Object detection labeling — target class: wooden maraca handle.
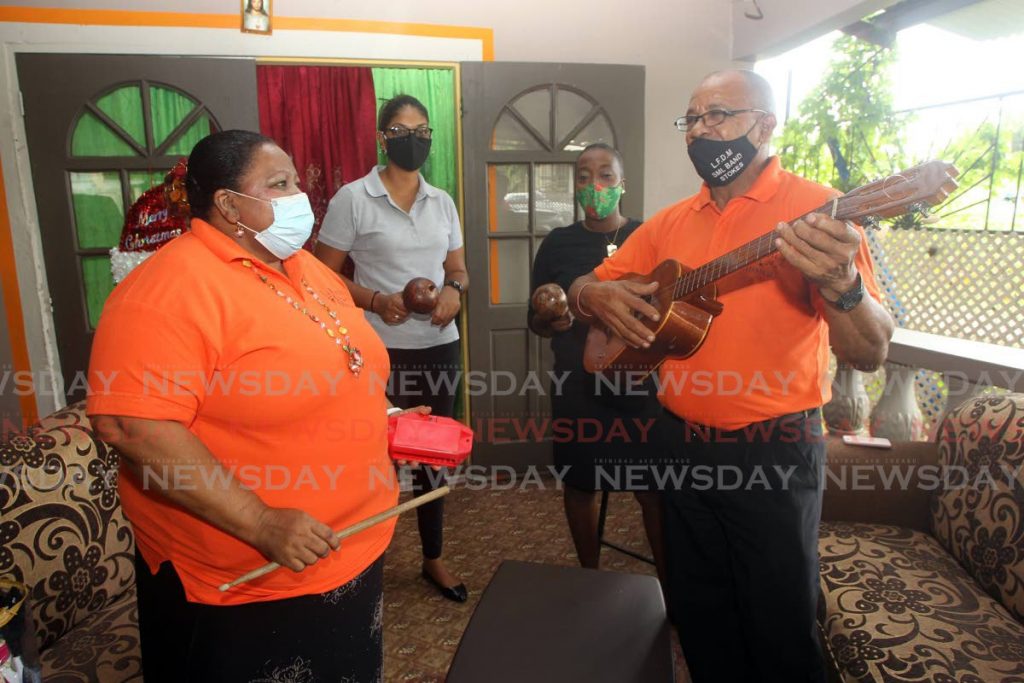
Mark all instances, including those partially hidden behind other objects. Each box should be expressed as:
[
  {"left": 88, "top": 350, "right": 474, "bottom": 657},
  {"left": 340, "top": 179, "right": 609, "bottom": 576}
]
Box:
[
  {"left": 403, "top": 277, "right": 440, "bottom": 314},
  {"left": 219, "top": 486, "right": 451, "bottom": 592}
]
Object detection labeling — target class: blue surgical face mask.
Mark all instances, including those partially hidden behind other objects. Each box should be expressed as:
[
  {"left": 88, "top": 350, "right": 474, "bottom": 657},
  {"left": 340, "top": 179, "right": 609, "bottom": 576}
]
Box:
[{"left": 228, "top": 190, "right": 315, "bottom": 260}]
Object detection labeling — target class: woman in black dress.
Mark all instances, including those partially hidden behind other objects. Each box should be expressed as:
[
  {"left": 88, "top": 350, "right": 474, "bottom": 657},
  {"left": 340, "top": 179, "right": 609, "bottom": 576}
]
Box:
[{"left": 528, "top": 143, "right": 666, "bottom": 582}]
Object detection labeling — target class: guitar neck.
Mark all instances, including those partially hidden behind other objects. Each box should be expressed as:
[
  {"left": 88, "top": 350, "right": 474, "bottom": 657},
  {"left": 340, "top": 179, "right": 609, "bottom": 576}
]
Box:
[{"left": 672, "top": 198, "right": 834, "bottom": 299}]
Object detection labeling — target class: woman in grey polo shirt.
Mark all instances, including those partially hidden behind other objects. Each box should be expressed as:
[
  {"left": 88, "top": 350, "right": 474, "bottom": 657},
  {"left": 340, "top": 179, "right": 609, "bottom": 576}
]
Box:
[{"left": 315, "top": 95, "right": 469, "bottom": 602}]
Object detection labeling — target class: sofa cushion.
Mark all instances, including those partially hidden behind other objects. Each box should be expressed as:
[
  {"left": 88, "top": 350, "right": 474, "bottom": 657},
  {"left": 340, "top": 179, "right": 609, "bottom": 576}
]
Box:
[
  {"left": 40, "top": 585, "right": 141, "bottom": 682},
  {"left": 0, "top": 402, "right": 135, "bottom": 650},
  {"left": 933, "top": 394, "right": 1024, "bottom": 621},
  {"left": 819, "top": 521, "right": 1024, "bottom": 683}
]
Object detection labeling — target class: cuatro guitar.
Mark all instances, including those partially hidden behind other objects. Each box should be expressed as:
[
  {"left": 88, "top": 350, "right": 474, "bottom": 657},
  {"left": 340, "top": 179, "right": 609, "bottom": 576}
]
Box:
[{"left": 582, "top": 160, "right": 960, "bottom": 375}]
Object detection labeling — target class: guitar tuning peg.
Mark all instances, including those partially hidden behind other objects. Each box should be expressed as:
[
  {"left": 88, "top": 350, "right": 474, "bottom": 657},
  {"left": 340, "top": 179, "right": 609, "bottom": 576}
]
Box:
[{"left": 910, "top": 203, "right": 940, "bottom": 225}]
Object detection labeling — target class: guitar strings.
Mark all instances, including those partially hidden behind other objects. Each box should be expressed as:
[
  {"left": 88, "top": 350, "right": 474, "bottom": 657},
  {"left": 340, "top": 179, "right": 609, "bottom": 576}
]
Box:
[
  {"left": 635, "top": 163, "right": 952, "bottom": 303},
  {"left": 651, "top": 204, "right": 846, "bottom": 300}
]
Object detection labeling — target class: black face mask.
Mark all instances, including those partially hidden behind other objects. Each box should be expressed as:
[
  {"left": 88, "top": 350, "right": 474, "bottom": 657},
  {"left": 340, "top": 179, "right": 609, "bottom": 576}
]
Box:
[
  {"left": 385, "top": 135, "right": 432, "bottom": 172},
  {"left": 687, "top": 121, "right": 761, "bottom": 187}
]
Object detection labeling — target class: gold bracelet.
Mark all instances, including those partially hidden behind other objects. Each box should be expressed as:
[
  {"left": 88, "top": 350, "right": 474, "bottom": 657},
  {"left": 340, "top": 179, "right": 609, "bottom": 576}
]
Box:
[{"left": 575, "top": 282, "right": 595, "bottom": 318}]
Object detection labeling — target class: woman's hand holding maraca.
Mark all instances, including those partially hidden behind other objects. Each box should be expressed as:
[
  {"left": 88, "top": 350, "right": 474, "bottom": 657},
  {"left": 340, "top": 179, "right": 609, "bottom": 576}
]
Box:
[
  {"left": 400, "top": 277, "right": 459, "bottom": 326},
  {"left": 373, "top": 291, "right": 410, "bottom": 325}
]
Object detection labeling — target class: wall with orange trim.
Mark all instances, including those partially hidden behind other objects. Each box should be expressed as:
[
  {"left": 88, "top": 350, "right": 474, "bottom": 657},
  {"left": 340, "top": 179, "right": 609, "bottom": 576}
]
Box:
[
  {"left": 0, "top": 1, "right": 739, "bottom": 422},
  {"left": 0, "top": 0, "right": 739, "bottom": 227},
  {"left": 0, "top": 4, "right": 494, "bottom": 423},
  {"left": 0, "top": 266, "right": 23, "bottom": 430}
]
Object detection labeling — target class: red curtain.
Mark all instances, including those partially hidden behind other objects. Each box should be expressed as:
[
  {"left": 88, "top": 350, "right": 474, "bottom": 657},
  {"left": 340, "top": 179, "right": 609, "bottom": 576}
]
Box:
[{"left": 256, "top": 65, "right": 378, "bottom": 244}]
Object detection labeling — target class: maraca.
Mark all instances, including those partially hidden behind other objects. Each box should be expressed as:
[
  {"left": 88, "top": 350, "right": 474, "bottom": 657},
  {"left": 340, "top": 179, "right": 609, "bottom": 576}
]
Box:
[
  {"left": 531, "top": 283, "right": 569, "bottom": 321},
  {"left": 403, "top": 277, "right": 440, "bottom": 314}
]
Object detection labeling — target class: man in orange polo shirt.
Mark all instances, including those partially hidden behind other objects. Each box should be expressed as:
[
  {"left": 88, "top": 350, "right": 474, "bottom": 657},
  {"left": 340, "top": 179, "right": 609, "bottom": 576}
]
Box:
[{"left": 568, "top": 70, "right": 893, "bottom": 682}]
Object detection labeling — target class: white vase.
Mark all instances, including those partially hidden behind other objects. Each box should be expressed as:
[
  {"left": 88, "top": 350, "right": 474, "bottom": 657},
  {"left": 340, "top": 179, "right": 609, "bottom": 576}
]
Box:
[
  {"left": 870, "top": 365, "right": 925, "bottom": 441},
  {"left": 823, "top": 364, "right": 870, "bottom": 435}
]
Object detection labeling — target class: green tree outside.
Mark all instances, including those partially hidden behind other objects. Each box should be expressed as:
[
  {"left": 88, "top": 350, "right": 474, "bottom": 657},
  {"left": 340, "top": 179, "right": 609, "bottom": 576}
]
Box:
[{"left": 775, "top": 33, "right": 1024, "bottom": 230}]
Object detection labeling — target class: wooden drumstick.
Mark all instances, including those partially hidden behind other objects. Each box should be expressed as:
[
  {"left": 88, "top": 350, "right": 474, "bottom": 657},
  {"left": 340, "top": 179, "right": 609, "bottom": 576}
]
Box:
[{"left": 219, "top": 485, "right": 451, "bottom": 592}]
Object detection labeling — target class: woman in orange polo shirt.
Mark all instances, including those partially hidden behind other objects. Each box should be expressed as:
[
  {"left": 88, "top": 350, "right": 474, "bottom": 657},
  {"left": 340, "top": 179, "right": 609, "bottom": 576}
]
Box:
[{"left": 87, "top": 130, "right": 410, "bottom": 682}]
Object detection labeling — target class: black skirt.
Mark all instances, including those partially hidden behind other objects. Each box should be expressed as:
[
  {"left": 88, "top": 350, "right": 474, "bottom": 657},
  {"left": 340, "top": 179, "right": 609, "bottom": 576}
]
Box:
[
  {"left": 551, "top": 370, "right": 673, "bottom": 492},
  {"left": 134, "top": 551, "right": 385, "bottom": 683}
]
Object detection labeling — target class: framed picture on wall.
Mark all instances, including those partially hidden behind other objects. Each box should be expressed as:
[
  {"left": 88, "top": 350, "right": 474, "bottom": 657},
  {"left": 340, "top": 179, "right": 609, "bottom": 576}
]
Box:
[{"left": 241, "top": 0, "right": 272, "bottom": 35}]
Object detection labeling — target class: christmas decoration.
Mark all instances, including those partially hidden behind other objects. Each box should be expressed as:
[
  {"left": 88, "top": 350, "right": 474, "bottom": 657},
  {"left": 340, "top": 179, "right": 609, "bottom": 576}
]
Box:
[{"left": 109, "top": 159, "right": 190, "bottom": 283}]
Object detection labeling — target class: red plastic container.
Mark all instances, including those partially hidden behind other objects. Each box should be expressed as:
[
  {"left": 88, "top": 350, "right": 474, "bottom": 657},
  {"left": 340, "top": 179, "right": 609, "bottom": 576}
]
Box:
[{"left": 388, "top": 413, "right": 474, "bottom": 467}]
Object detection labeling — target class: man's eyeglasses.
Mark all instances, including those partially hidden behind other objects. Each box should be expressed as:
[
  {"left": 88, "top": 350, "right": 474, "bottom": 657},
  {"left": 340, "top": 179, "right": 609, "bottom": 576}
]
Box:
[
  {"left": 674, "top": 108, "right": 767, "bottom": 132},
  {"left": 384, "top": 125, "right": 433, "bottom": 140}
]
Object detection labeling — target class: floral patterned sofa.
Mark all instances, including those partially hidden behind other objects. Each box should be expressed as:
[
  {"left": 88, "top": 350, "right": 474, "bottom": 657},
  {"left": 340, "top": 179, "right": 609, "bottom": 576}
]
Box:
[
  {"left": 0, "top": 402, "right": 141, "bottom": 682},
  {"left": 818, "top": 393, "right": 1024, "bottom": 682}
]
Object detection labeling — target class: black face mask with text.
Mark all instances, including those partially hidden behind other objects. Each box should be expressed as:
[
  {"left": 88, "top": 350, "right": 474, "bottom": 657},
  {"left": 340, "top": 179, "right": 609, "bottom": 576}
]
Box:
[
  {"left": 385, "top": 135, "right": 432, "bottom": 172},
  {"left": 686, "top": 121, "right": 761, "bottom": 187}
]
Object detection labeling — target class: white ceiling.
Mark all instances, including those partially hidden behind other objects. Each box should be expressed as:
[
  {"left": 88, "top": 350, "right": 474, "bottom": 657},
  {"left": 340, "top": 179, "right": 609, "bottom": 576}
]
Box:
[{"left": 929, "top": 0, "right": 1024, "bottom": 40}]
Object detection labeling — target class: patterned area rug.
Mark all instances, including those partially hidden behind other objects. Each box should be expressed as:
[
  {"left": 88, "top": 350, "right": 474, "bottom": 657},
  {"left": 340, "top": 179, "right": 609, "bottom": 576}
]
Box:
[{"left": 381, "top": 481, "right": 690, "bottom": 682}]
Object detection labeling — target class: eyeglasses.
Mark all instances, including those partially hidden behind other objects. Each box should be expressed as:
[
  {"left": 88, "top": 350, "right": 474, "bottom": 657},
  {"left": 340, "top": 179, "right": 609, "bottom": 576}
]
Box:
[
  {"left": 383, "top": 125, "right": 433, "bottom": 140},
  {"left": 674, "top": 108, "right": 767, "bottom": 132}
]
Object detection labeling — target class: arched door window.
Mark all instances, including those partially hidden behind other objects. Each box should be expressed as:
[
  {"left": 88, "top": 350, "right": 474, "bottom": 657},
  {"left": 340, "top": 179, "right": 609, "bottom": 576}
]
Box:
[
  {"left": 491, "top": 84, "right": 615, "bottom": 152},
  {"left": 68, "top": 81, "right": 219, "bottom": 327},
  {"left": 487, "top": 84, "right": 616, "bottom": 305}
]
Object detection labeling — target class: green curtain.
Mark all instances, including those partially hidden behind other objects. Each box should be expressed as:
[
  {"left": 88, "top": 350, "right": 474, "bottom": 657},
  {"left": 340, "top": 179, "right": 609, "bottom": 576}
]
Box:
[
  {"left": 72, "top": 112, "right": 138, "bottom": 157},
  {"left": 73, "top": 83, "right": 202, "bottom": 157},
  {"left": 82, "top": 256, "right": 115, "bottom": 328},
  {"left": 371, "top": 67, "right": 458, "bottom": 200},
  {"left": 150, "top": 85, "right": 201, "bottom": 149},
  {"left": 69, "top": 82, "right": 198, "bottom": 329},
  {"left": 371, "top": 67, "right": 465, "bottom": 419},
  {"left": 95, "top": 85, "right": 145, "bottom": 148}
]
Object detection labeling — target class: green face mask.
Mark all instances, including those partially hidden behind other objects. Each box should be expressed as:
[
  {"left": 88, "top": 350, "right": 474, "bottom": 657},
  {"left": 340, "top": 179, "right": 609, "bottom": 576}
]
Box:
[{"left": 576, "top": 182, "right": 624, "bottom": 220}]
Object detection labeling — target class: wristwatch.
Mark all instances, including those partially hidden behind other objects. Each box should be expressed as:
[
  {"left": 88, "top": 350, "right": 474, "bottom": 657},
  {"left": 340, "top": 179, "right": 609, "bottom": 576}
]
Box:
[
  {"left": 444, "top": 279, "right": 464, "bottom": 295},
  {"left": 825, "top": 273, "right": 864, "bottom": 312}
]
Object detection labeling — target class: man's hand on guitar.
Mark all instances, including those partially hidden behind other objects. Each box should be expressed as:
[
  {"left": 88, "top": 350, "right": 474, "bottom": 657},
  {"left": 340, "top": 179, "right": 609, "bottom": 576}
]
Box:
[
  {"left": 774, "top": 212, "right": 860, "bottom": 298},
  {"left": 580, "top": 280, "right": 660, "bottom": 349}
]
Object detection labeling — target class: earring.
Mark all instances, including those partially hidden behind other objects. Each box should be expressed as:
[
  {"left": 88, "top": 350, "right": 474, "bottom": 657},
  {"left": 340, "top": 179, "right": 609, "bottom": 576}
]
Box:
[{"left": 234, "top": 223, "right": 245, "bottom": 238}]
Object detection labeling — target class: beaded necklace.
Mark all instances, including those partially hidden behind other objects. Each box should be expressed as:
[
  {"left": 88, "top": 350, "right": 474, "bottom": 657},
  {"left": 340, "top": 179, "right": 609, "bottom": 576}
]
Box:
[{"left": 241, "top": 259, "right": 364, "bottom": 376}]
